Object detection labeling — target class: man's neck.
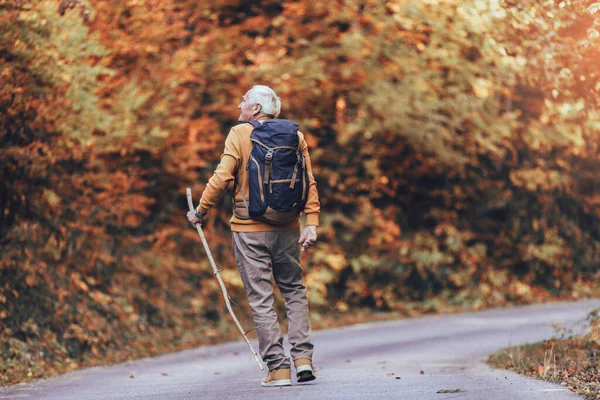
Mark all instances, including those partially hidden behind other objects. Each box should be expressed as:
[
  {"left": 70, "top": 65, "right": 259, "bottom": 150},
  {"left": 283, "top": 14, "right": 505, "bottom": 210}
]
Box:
[{"left": 254, "top": 113, "right": 272, "bottom": 122}]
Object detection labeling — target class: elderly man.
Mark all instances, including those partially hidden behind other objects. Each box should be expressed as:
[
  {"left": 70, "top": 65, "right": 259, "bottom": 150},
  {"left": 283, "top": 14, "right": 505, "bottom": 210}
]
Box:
[{"left": 186, "top": 85, "right": 320, "bottom": 387}]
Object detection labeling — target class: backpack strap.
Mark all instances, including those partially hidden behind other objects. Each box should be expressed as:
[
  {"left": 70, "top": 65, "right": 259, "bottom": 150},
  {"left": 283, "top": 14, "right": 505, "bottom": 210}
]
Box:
[
  {"left": 246, "top": 120, "right": 261, "bottom": 129},
  {"left": 290, "top": 153, "right": 300, "bottom": 190},
  {"left": 240, "top": 185, "right": 250, "bottom": 212},
  {"left": 290, "top": 133, "right": 303, "bottom": 190},
  {"left": 231, "top": 170, "right": 251, "bottom": 217}
]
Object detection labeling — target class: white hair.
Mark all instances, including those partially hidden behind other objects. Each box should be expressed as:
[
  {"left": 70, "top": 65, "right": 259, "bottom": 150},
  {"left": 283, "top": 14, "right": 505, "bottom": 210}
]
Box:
[{"left": 246, "top": 85, "right": 281, "bottom": 117}]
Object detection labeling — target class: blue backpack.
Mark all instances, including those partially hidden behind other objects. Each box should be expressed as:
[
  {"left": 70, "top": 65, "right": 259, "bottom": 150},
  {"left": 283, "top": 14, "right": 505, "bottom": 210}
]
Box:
[{"left": 234, "top": 120, "right": 309, "bottom": 225}]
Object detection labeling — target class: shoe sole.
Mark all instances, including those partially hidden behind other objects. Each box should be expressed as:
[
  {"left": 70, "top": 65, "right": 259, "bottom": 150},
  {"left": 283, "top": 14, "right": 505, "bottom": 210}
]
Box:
[
  {"left": 261, "top": 379, "right": 292, "bottom": 387},
  {"left": 297, "top": 370, "right": 316, "bottom": 383}
]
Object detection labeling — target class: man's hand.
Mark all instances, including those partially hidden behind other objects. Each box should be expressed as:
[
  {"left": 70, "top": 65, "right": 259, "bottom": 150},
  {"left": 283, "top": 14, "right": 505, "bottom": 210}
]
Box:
[
  {"left": 299, "top": 225, "right": 317, "bottom": 252},
  {"left": 186, "top": 210, "right": 204, "bottom": 226}
]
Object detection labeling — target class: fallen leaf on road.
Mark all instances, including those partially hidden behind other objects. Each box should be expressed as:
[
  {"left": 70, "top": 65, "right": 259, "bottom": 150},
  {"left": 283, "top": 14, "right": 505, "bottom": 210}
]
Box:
[{"left": 437, "top": 389, "right": 466, "bottom": 393}]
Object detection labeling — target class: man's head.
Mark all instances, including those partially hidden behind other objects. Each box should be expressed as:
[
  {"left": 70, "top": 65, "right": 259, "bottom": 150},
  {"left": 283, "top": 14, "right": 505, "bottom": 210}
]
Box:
[{"left": 238, "top": 85, "right": 281, "bottom": 121}]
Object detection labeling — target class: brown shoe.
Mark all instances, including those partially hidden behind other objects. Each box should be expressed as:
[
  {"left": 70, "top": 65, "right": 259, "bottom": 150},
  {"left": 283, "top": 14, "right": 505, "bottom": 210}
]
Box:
[
  {"left": 261, "top": 368, "right": 292, "bottom": 387},
  {"left": 294, "top": 358, "right": 316, "bottom": 382}
]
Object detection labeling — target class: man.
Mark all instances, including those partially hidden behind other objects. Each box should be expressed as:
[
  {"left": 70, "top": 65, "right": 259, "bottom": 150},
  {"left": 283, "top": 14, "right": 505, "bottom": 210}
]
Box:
[{"left": 186, "top": 85, "right": 320, "bottom": 387}]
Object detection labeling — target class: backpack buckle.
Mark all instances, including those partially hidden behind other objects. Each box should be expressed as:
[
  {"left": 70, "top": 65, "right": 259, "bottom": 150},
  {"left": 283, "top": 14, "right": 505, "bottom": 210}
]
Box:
[{"left": 265, "top": 150, "right": 274, "bottom": 164}]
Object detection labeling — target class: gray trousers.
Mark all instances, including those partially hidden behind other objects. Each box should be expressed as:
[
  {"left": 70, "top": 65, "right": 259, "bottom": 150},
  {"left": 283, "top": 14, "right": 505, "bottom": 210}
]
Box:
[{"left": 232, "top": 229, "right": 314, "bottom": 370}]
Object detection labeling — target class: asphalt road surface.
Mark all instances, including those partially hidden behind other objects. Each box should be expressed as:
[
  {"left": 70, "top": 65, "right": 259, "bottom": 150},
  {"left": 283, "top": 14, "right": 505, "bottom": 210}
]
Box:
[{"left": 2, "top": 299, "right": 599, "bottom": 400}]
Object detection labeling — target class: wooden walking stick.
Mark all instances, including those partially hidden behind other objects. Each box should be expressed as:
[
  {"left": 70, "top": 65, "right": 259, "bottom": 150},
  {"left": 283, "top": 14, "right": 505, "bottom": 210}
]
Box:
[{"left": 186, "top": 188, "right": 264, "bottom": 371}]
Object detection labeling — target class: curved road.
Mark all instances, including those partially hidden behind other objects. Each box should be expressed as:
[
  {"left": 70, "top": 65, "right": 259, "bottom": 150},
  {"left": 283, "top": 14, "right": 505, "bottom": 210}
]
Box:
[{"left": 2, "top": 300, "right": 599, "bottom": 400}]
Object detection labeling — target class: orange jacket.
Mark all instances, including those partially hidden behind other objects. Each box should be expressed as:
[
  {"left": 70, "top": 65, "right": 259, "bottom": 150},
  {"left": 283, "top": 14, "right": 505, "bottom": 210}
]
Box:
[{"left": 197, "top": 122, "right": 320, "bottom": 232}]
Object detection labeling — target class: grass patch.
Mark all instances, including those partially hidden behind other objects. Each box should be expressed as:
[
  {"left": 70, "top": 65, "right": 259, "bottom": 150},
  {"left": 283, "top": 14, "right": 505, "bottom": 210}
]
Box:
[{"left": 489, "top": 309, "right": 600, "bottom": 400}]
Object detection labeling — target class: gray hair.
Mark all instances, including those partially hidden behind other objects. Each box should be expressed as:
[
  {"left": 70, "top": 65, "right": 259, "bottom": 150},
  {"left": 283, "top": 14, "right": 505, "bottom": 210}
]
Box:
[{"left": 246, "top": 85, "right": 281, "bottom": 117}]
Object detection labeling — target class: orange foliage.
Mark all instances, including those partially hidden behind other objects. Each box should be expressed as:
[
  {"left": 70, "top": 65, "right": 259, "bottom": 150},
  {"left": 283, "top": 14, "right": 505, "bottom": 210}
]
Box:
[{"left": 1, "top": 0, "right": 600, "bottom": 384}]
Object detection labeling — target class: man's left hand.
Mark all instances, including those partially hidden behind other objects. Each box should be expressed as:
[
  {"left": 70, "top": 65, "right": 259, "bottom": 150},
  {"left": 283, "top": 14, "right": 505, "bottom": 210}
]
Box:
[
  {"left": 187, "top": 210, "right": 204, "bottom": 226},
  {"left": 299, "top": 225, "right": 317, "bottom": 252}
]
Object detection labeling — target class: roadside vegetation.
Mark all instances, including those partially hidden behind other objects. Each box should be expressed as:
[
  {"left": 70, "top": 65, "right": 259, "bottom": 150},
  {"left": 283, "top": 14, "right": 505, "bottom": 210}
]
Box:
[
  {"left": 2, "top": 0, "right": 600, "bottom": 385},
  {"left": 489, "top": 309, "right": 600, "bottom": 400}
]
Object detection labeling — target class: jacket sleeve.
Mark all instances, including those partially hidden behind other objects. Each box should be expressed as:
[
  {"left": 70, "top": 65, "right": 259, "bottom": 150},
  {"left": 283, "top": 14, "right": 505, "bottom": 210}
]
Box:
[
  {"left": 299, "top": 132, "right": 321, "bottom": 226},
  {"left": 197, "top": 129, "right": 241, "bottom": 214}
]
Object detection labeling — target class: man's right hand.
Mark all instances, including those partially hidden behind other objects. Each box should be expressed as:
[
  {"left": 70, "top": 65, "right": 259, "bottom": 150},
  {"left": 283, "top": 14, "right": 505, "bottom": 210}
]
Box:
[
  {"left": 299, "top": 225, "right": 317, "bottom": 252},
  {"left": 186, "top": 210, "right": 205, "bottom": 226}
]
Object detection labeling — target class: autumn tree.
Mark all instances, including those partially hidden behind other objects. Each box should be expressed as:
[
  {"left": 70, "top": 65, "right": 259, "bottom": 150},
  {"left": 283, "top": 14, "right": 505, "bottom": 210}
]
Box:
[{"left": 2, "top": 0, "right": 599, "bottom": 384}]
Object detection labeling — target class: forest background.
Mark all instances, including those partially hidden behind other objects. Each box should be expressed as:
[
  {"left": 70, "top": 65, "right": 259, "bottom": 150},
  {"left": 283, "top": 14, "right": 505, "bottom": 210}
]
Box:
[{"left": 2, "top": 0, "right": 600, "bottom": 384}]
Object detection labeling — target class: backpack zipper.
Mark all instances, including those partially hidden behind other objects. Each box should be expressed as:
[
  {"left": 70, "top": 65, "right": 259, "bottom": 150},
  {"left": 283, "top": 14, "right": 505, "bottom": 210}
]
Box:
[
  {"left": 301, "top": 155, "right": 307, "bottom": 202},
  {"left": 250, "top": 156, "right": 265, "bottom": 203}
]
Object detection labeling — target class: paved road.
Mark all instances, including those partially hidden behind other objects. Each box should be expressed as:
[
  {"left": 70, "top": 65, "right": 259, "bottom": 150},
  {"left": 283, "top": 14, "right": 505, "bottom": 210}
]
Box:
[{"left": 2, "top": 299, "right": 599, "bottom": 400}]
